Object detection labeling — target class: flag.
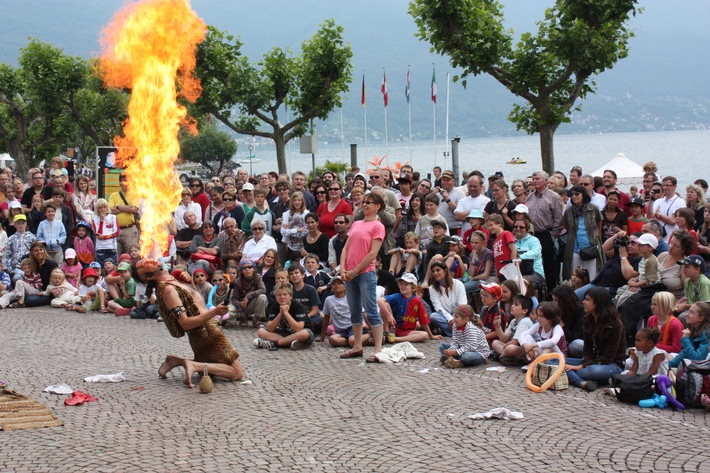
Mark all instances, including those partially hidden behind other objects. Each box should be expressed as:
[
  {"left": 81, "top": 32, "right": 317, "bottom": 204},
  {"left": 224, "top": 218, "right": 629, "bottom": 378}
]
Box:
[
  {"left": 431, "top": 66, "right": 437, "bottom": 104},
  {"left": 405, "top": 66, "right": 411, "bottom": 103},
  {"left": 381, "top": 71, "right": 388, "bottom": 108},
  {"left": 361, "top": 73, "right": 366, "bottom": 107}
]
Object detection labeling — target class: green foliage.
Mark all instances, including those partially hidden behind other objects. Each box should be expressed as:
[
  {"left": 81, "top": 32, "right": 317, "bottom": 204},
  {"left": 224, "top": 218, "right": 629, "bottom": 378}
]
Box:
[
  {"left": 0, "top": 39, "right": 127, "bottom": 175},
  {"left": 179, "top": 125, "right": 237, "bottom": 176},
  {"left": 409, "top": 0, "right": 639, "bottom": 172},
  {"left": 314, "top": 160, "right": 350, "bottom": 180},
  {"left": 195, "top": 19, "right": 353, "bottom": 174}
]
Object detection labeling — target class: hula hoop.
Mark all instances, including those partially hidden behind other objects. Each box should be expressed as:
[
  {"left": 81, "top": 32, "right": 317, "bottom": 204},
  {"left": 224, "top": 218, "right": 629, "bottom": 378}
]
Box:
[{"left": 525, "top": 352, "right": 566, "bottom": 393}]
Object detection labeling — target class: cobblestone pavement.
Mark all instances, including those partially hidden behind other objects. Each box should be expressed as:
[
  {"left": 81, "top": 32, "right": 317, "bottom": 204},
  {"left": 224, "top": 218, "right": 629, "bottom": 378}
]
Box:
[{"left": 1, "top": 308, "right": 709, "bottom": 472}]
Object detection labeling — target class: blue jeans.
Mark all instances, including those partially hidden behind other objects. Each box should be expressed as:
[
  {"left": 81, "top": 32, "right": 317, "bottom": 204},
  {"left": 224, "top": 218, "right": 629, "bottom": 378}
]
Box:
[
  {"left": 429, "top": 311, "right": 453, "bottom": 337},
  {"left": 345, "top": 270, "right": 381, "bottom": 327},
  {"left": 567, "top": 339, "right": 584, "bottom": 358},
  {"left": 463, "top": 279, "right": 482, "bottom": 294},
  {"left": 564, "top": 357, "right": 622, "bottom": 387},
  {"left": 439, "top": 342, "right": 485, "bottom": 366},
  {"left": 95, "top": 249, "right": 117, "bottom": 267},
  {"left": 574, "top": 284, "right": 612, "bottom": 300}
]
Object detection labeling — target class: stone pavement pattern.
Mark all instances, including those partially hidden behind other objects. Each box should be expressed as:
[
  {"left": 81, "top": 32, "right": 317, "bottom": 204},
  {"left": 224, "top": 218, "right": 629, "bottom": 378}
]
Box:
[{"left": 1, "top": 308, "right": 709, "bottom": 472}]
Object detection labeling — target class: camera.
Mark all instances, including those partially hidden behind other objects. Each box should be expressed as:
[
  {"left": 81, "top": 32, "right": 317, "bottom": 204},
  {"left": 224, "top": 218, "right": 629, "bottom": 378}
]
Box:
[{"left": 614, "top": 235, "right": 630, "bottom": 248}]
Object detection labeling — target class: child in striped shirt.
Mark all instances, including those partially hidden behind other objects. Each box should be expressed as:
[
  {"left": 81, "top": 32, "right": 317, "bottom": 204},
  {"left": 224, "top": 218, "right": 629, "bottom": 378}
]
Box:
[
  {"left": 439, "top": 304, "right": 490, "bottom": 369},
  {"left": 0, "top": 258, "right": 42, "bottom": 308}
]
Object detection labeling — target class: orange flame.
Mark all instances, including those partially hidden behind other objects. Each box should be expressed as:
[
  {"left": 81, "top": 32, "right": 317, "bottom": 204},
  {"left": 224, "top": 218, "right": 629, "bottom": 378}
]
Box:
[{"left": 99, "top": 0, "right": 206, "bottom": 257}]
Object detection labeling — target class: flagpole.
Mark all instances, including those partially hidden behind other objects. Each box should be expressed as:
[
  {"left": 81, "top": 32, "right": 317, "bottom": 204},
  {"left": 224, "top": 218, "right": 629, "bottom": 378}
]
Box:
[
  {"left": 340, "top": 93, "right": 345, "bottom": 160},
  {"left": 445, "top": 72, "right": 450, "bottom": 170},
  {"left": 407, "top": 65, "right": 412, "bottom": 162},
  {"left": 362, "top": 71, "right": 368, "bottom": 160},
  {"left": 382, "top": 68, "right": 389, "bottom": 167},
  {"left": 432, "top": 64, "right": 437, "bottom": 168}
]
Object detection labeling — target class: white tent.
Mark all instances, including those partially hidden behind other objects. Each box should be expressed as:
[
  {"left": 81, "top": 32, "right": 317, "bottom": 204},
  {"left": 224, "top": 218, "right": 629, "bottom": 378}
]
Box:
[
  {"left": 0, "top": 153, "right": 14, "bottom": 168},
  {"left": 591, "top": 153, "right": 645, "bottom": 185}
]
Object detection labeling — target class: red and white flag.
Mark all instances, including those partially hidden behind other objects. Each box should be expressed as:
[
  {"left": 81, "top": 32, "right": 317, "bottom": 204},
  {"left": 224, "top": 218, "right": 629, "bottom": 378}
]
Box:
[{"left": 381, "top": 70, "right": 389, "bottom": 108}]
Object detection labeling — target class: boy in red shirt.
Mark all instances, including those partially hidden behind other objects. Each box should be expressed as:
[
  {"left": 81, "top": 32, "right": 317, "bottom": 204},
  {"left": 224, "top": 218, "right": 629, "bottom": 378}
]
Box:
[
  {"left": 486, "top": 214, "right": 517, "bottom": 280},
  {"left": 377, "top": 272, "right": 442, "bottom": 343}
]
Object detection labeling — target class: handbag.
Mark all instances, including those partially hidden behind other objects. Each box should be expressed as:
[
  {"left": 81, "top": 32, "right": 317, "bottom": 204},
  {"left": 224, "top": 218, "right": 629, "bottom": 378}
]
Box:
[
  {"left": 610, "top": 374, "right": 655, "bottom": 404},
  {"left": 531, "top": 362, "right": 569, "bottom": 390},
  {"left": 190, "top": 251, "right": 220, "bottom": 264},
  {"left": 579, "top": 246, "right": 599, "bottom": 261},
  {"left": 519, "top": 259, "right": 534, "bottom": 276}
]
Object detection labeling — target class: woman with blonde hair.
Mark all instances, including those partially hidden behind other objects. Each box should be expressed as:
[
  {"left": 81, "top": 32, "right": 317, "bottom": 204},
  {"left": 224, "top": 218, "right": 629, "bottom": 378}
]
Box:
[{"left": 685, "top": 183, "right": 707, "bottom": 231}]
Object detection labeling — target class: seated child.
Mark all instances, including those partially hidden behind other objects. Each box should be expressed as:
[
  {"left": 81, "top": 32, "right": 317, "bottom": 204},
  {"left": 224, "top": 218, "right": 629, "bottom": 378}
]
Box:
[
  {"left": 387, "top": 232, "right": 422, "bottom": 277},
  {"left": 439, "top": 304, "right": 490, "bottom": 368},
  {"left": 130, "top": 277, "right": 159, "bottom": 319},
  {"left": 478, "top": 283, "right": 504, "bottom": 344},
  {"left": 615, "top": 233, "right": 659, "bottom": 306},
  {"left": 303, "top": 253, "right": 331, "bottom": 309},
  {"left": 60, "top": 248, "right": 82, "bottom": 289},
  {"left": 624, "top": 327, "right": 668, "bottom": 375},
  {"left": 67, "top": 267, "right": 105, "bottom": 313},
  {"left": 646, "top": 291, "right": 684, "bottom": 355},
  {"left": 41, "top": 268, "right": 80, "bottom": 308},
  {"left": 669, "top": 301, "right": 710, "bottom": 369},
  {"left": 491, "top": 295, "right": 535, "bottom": 365},
  {"left": 570, "top": 266, "right": 590, "bottom": 291},
  {"left": 192, "top": 268, "right": 212, "bottom": 303},
  {"left": 321, "top": 276, "right": 372, "bottom": 347},
  {"left": 519, "top": 301, "right": 568, "bottom": 368},
  {"left": 377, "top": 272, "right": 441, "bottom": 344},
  {"left": 254, "top": 282, "right": 314, "bottom": 351},
  {"left": 207, "top": 270, "right": 231, "bottom": 308},
  {"left": 106, "top": 261, "right": 136, "bottom": 316},
  {"left": 74, "top": 221, "right": 95, "bottom": 269},
  {"left": 0, "top": 258, "right": 42, "bottom": 309}
]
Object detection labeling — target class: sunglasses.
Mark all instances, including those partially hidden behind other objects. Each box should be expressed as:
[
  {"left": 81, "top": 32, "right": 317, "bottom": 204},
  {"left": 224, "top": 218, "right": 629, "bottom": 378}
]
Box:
[
  {"left": 328, "top": 188, "right": 341, "bottom": 192},
  {"left": 315, "top": 191, "right": 326, "bottom": 195},
  {"left": 223, "top": 197, "right": 235, "bottom": 201},
  {"left": 252, "top": 227, "right": 264, "bottom": 231},
  {"left": 653, "top": 189, "right": 662, "bottom": 194},
  {"left": 334, "top": 221, "right": 347, "bottom": 225},
  {"left": 363, "top": 200, "right": 376, "bottom": 205},
  {"left": 212, "top": 278, "right": 224, "bottom": 283}
]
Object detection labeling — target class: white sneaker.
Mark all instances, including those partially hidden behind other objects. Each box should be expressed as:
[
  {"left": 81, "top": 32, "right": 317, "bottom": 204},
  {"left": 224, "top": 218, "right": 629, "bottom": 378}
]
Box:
[{"left": 253, "top": 338, "right": 276, "bottom": 349}]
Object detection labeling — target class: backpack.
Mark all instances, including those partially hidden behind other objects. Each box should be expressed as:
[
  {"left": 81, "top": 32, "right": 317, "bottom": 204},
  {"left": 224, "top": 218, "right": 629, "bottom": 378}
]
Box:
[
  {"left": 675, "top": 359, "right": 710, "bottom": 408},
  {"left": 610, "top": 374, "right": 656, "bottom": 404}
]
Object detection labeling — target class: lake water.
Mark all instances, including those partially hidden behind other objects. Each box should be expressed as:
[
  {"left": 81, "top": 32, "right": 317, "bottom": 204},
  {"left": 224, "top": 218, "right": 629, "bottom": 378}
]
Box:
[{"left": 237, "top": 130, "right": 710, "bottom": 190}]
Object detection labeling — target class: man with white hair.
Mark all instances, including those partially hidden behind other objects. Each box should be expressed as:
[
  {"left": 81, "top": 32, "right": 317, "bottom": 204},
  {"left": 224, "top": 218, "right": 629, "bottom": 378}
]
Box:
[{"left": 525, "top": 170, "right": 563, "bottom": 294}]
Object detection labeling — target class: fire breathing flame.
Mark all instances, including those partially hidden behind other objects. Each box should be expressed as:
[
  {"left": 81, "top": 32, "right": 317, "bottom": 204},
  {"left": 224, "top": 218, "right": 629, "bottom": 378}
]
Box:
[{"left": 99, "top": 0, "right": 206, "bottom": 257}]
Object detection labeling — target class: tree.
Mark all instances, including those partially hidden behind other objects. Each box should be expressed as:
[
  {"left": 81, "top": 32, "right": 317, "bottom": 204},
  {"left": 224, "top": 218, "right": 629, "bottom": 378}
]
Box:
[
  {"left": 194, "top": 20, "right": 353, "bottom": 175},
  {"left": 0, "top": 39, "right": 127, "bottom": 176},
  {"left": 410, "top": 0, "right": 639, "bottom": 173},
  {"left": 179, "top": 124, "right": 237, "bottom": 177}
]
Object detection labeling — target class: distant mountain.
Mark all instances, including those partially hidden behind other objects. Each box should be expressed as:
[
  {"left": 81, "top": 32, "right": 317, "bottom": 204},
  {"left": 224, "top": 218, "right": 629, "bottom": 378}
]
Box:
[{"left": 2, "top": 0, "right": 708, "bottom": 143}]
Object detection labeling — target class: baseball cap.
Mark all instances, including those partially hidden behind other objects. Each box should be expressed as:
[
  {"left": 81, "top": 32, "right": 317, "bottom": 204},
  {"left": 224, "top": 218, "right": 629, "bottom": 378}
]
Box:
[
  {"left": 397, "top": 173, "right": 412, "bottom": 183},
  {"left": 65, "top": 248, "right": 76, "bottom": 260},
  {"left": 636, "top": 233, "right": 658, "bottom": 249},
  {"left": 480, "top": 282, "right": 502, "bottom": 300},
  {"left": 8, "top": 201, "right": 21, "bottom": 210},
  {"left": 441, "top": 170, "right": 455, "bottom": 179},
  {"left": 396, "top": 272, "right": 418, "bottom": 285},
  {"left": 330, "top": 275, "right": 344, "bottom": 285},
  {"left": 430, "top": 219, "right": 447, "bottom": 229},
  {"left": 117, "top": 262, "right": 132, "bottom": 271},
  {"left": 14, "top": 214, "right": 27, "bottom": 222},
  {"left": 89, "top": 262, "right": 102, "bottom": 270},
  {"left": 628, "top": 197, "right": 645, "bottom": 207},
  {"left": 512, "top": 204, "right": 529, "bottom": 215},
  {"left": 678, "top": 255, "right": 706, "bottom": 269},
  {"left": 242, "top": 183, "right": 254, "bottom": 191},
  {"left": 448, "top": 235, "right": 463, "bottom": 244}
]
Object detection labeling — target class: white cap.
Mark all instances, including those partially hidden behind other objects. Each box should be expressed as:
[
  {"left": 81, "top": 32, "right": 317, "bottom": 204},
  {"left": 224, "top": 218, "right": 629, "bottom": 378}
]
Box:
[
  {"left": 636, "top": 233, "right": 658, "bottom": 249},
  {"left": 513, "top": 204, "right": 529, "bottom": 214},
  {"left": 242, "top": 183, "right": 254, "bottom": 191},
  {"left": 396, "top": 272, "right": 418, "bottom": 285},
  {"left": 65, "top": 248, "right": 77, "bottom": 259}
]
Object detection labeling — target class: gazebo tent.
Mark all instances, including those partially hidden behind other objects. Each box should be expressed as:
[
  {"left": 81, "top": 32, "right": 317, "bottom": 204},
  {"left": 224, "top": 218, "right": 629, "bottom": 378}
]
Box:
[{"left": 591, "top": 153, "right": 645, "bottom": 185}]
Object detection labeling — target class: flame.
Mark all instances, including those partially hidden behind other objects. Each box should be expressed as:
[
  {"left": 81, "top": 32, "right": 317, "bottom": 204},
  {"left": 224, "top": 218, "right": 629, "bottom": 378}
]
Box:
[{"left": 99, "top": 0, "right": 206, "bottom": 257}]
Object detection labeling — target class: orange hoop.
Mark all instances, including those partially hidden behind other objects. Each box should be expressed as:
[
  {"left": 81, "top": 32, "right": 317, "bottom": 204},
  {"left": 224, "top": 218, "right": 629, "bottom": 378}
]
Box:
[{"left": 525, "top": 352, "right": 566, "bottom": 393}]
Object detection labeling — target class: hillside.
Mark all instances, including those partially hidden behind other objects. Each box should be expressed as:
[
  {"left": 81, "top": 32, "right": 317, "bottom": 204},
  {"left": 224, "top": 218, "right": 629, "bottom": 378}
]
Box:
[{"left": 1, "top": 0, "right": 708, "bottom": 142}]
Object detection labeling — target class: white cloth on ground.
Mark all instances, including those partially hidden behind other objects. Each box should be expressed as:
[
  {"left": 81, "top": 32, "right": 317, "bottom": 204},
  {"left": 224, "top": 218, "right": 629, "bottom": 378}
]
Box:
[
  {"left": 373, "top": 342, "right": 425, "bottom": 364},
  {"left": 469, "top": 407, "right": 524, "bottom": 420}
]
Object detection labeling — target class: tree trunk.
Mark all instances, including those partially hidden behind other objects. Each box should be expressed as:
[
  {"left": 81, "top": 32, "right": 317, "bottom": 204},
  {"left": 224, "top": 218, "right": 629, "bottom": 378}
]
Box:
[
  {"left": 539, "top": 123, "right": 556, "bottom": 175},
  {"left": 274, "top": 130, "right": 287, "bottom": 175}
]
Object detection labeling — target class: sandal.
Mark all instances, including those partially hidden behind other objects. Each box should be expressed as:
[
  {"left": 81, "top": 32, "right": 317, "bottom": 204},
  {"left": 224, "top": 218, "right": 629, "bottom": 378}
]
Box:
[
  {"left": 366, "top": 354, "right": 380, "bottom": 364},
  {"left": 339, "top": 349, "right": 363, "bottom": 359}
]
